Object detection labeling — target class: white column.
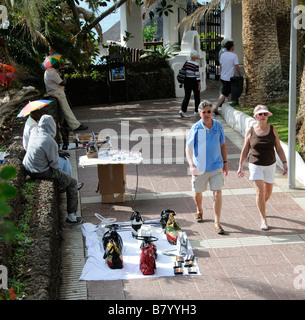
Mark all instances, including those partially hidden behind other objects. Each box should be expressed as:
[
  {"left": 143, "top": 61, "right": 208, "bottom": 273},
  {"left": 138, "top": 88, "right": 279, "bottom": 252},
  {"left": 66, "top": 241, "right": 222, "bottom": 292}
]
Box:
[
  {"left": 163, "top": 0, "right": 185, "bottom": 45},
  {"left": 120, "top": 2, "right": 143, "bottom": 49},
  {"left": 223, "top": 3, "right": 232, "bottom": 39},
  {"left": 288, "top": 0, "right": 297, "bottom": 188},
  {"left": 223, "top": 2, "right": 243, "bottom": 64}
]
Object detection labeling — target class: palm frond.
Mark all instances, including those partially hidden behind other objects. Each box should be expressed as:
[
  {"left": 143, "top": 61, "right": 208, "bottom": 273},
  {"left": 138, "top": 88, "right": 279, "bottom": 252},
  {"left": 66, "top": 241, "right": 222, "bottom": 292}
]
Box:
[{"left": 176, "top": 0, "right": 221, "bottom": 33}]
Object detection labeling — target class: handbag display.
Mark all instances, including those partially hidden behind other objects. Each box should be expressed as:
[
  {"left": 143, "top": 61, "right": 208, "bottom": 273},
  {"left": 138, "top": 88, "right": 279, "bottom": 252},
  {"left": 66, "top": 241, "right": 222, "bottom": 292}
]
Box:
[
  {"left": 165, "top": 213, "right": 181, "bottom": 245},
  {"left": 139, "top": 244, "right": 157, "bottom": 275},
  {"left": 136, "top": 235, "right": 158, "bottom": 260},
  {"left": 137, "top": 234, "right": 158, "bottom": 275},
  {"left": 160, "top": 209, "right": 176, "bottom": 230},
  {"left": 177, "top": 231, "right": 188, "bottom": 256},
  {"left": 130, "top": 211, "right": 144, "bottom": 238},
  {"left": 102, "top": 225, "right": 123, "bottom": 269}
]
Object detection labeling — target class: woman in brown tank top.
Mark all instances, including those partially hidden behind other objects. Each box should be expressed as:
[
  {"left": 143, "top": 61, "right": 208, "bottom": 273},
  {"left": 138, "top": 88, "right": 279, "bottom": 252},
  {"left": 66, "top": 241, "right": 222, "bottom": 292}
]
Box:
[{"left": 237, "top": 105, "right": 288, "bottom": 230}]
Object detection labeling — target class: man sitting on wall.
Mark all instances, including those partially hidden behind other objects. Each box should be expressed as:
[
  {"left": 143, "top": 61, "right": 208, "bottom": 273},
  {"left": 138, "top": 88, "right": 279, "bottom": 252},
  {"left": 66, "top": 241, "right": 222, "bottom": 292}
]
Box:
[{"left": 23, "top": 114, "right": 83, "bottom": 225}]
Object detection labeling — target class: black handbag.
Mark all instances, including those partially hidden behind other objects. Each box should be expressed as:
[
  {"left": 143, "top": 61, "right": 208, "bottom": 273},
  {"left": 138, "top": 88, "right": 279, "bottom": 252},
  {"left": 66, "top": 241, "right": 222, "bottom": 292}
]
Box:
[
  {"left": 160, "top": 209, "right": 176, "bottom": 230},
  {"left": 102, "top": 225, "right": 123, "bottom": 269},
  {"left": 130, "top": 211, "right": 143, "bottom": 237},
  {"left": 176, "top": 62, "right": 187, "bottom": 84}
]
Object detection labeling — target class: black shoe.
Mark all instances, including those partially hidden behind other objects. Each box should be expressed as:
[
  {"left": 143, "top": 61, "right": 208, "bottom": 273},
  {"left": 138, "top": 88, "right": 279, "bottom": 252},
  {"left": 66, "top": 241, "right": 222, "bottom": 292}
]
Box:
[
  {"left": 75, "top": 124, "right": 88, "bottom": 131},
  {"left": 77, "top": 182, "right": 84, "bottom": 190},
  {"left": 65, "top": 216, "right": 83, "bottom": 226}
]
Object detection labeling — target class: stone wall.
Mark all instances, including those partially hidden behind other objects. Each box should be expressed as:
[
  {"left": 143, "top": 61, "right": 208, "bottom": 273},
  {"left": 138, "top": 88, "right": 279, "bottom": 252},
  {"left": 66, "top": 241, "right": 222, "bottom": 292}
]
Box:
[{"left": 0, "top": 88, "right": 63, "bottom": 299}]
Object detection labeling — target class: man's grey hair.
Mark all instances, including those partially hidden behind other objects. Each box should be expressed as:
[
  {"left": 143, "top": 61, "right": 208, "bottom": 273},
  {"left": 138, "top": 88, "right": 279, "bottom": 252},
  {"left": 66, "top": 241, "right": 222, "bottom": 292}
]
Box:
[{"left": 199, "top": 100, "right": 213, "bottom": 109}]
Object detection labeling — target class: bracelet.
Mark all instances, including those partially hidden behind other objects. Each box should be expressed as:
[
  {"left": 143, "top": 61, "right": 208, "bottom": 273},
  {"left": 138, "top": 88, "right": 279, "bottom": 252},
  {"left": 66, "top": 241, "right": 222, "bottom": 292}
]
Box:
[
  {"left": 283, "top": 161, "right": 287, "bottom": 164},
  {"left": 223, "top": 161, "right": 227, "bottom": 163}
]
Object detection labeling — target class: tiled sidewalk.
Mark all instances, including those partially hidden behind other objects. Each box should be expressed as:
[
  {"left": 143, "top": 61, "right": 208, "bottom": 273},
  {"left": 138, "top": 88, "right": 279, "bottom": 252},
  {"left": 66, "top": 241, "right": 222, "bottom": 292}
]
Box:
[{"left": 60, "top": 83, "right": 305, "bottom": 300}]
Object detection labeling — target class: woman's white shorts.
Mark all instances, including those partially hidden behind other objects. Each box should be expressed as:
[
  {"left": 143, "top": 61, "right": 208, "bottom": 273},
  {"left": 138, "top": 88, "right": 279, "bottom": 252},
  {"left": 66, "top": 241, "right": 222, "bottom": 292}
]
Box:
[
  {"left": 248, "top": 162, "right": 276, "bottom": 184},
  {"left": 192, "top": 168, "right": 224, "bottom": 193}
]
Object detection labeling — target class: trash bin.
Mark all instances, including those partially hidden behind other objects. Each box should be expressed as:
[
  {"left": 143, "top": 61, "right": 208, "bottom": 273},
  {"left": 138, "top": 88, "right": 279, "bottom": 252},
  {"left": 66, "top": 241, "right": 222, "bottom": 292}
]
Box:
[{"left": 230, "top": 76, "right": 243, "bottom": 104}]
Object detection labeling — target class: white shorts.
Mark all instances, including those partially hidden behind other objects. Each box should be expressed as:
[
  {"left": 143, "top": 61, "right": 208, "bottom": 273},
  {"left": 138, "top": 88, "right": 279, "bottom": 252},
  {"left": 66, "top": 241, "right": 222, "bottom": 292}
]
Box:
[
  {"left": 192, "top": 168, "right": 224, "bottom": 193},
  {"left": 248, "top": 162, "right": 276, "bottom": 184}
]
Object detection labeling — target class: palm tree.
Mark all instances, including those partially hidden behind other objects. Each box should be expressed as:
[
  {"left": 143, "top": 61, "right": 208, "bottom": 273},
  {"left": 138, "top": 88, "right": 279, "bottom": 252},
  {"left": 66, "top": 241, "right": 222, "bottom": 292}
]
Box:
[
  {"left": 238, "top": 0, "right": 286, "bottom": 107},
  {"left": 296, "top": 1, "right": 305, "bottom": 155}
]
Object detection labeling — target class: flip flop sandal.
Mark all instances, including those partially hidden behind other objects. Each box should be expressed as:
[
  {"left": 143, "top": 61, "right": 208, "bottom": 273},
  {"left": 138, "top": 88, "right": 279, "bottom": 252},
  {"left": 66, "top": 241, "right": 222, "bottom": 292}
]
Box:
[
  {"left": 214, "top": 225, "right": 224, "bottom": 234},
  {"left": 195, "top": 212, "right": 203, "bottom": 222}
]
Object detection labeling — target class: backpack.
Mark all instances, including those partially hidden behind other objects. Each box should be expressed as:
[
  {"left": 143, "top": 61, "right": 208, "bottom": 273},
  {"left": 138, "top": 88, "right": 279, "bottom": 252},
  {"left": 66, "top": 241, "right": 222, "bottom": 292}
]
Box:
[{"left": 176, "top": 62, "right": 187, "bottom": 84}]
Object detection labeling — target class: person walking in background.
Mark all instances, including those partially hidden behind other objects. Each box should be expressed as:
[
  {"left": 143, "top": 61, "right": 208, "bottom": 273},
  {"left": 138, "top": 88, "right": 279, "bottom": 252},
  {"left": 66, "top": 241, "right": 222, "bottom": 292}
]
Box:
[
  {"left": 218, "top": 38, "right": 233, "bottom": 59},
  {"left": 237, "top": 105, "right": 288, "bottom": 231},
  {"left": 23, "top": 115, "right": 83, "bottom": 226},
  {"left": 179, "top": 50, "right": 201, "bottom": 118},
  {"left": 214, "top": 41, "right": 241, "bottom": 115},
  {"left": 44, "top": 62, "right": 88, "bottom": 131},
  {"left": 186, "top": 100, "right": 228, "bottom": 234}
]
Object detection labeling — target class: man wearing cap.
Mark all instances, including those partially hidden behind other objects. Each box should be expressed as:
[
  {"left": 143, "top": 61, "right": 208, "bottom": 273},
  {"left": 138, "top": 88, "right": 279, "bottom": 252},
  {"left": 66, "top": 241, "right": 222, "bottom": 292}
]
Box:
[
  {"left": 179, "top": 49, "right": 201, "bottom": 118},
  {"left": 44, "top": 62, "right": 88, "bottom": 131},
  {"left": 237, "top": 105, "right": 288, "bottom": 230}
]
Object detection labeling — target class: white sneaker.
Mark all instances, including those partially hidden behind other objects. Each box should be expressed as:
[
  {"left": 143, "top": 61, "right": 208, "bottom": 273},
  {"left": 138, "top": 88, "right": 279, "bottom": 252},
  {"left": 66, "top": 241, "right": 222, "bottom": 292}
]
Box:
[
  {"left": 194, "top": 111, "right": 198, "bottom": 116},
  {"left": 261, "top": 221, "right": 269, "bottom": 231},
  {"left": 179, "top": 110, "right": 186, "bottom": 118}
]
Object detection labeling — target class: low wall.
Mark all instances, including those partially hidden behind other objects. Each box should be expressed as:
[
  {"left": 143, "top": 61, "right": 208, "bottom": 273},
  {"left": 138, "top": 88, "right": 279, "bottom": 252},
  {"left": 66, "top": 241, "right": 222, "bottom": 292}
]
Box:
[{"left": 0, "top": 89, "right": 63, "bottom": 299}]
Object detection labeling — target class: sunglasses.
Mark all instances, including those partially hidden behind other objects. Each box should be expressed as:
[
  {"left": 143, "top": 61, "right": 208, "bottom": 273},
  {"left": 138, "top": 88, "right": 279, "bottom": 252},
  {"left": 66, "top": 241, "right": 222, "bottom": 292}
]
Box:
[
  {"left": 258, "top": 112, "right": 269, "bottom": 116},
  {"left": 200, "top": 110, "right": 212, "bottom": 114}
]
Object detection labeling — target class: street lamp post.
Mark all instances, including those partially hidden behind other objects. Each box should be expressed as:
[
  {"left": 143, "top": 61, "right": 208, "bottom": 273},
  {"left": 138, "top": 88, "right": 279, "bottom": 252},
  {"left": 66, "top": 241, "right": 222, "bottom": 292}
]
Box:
[{"left": 288, "top": 0, "right": 297, "bottom": 189}]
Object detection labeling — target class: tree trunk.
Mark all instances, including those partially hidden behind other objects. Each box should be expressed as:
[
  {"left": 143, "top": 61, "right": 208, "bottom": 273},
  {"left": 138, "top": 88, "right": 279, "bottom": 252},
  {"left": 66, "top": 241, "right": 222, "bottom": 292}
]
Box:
[
  {"left": 276, "top": 0, "right": 291, "bottom": 90},
  {"left": 297, "top": 60, "right": 305, "bottom": 155},
  {"left": 239, "top": 0, "right": 284, "bottom": 107}
]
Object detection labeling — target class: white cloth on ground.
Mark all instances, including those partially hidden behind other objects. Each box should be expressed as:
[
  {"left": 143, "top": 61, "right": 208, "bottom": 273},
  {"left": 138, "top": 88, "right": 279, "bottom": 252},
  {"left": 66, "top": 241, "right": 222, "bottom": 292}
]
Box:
[{"left": 79, "top": 222, "right": 200, "bottom": 281}]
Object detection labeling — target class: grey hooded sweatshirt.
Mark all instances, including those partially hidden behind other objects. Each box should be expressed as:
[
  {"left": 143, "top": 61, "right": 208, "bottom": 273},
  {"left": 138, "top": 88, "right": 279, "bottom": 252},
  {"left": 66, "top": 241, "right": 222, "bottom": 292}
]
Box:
[{"left": 23, "top": 114, "right": 59, "bottom": 175}]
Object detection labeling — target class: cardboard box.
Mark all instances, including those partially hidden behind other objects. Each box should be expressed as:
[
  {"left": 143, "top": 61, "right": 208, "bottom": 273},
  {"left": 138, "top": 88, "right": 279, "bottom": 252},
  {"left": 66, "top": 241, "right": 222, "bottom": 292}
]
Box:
[
  {"left": 101, "top": 193, "right": 125, "bottom": 204},
  {"left": 98, "top": 164, "right": 126, "bottom": 203}
]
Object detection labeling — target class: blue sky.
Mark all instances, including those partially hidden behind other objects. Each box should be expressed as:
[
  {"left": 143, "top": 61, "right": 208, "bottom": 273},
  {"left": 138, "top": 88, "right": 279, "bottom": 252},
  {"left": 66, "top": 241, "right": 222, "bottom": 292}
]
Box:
[
  {"left": 81, "top": 1, "right": 120, "bottom": 33},
  {"left": 99, "top": 8, "right": 120, "bottom": 33}
]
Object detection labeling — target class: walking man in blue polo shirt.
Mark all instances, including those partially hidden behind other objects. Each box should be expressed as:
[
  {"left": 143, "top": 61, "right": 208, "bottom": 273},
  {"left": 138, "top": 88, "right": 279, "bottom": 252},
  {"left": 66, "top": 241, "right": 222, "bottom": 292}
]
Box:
[{"left": 186, "top": 100, "right": 228, "bottom": 234}]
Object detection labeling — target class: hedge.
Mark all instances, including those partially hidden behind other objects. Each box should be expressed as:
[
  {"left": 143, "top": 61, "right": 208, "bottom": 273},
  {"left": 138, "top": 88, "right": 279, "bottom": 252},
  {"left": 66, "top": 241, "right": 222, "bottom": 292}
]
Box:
[{"left": 65, "top": 60, "right": 176, "bottom": 106}]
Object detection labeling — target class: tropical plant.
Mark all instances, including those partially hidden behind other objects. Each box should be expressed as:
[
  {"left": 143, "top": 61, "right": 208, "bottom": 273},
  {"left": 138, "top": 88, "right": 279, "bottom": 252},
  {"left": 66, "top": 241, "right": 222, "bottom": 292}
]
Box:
[
  {"left": 143, "top": 20, "right": 158, "bottom": 42},
  {"left": 0, "top": 165, "right": 19, "bottom": 243},
  {"left": 140, "top": 42, "right": 180, "bottom": 61}
]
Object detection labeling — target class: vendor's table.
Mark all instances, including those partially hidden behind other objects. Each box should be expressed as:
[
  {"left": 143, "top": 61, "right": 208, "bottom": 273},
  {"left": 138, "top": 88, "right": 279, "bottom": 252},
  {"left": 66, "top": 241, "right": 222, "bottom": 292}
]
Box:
[{"left": 79, "top": 151, "right": 143, "bottom": 203}]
